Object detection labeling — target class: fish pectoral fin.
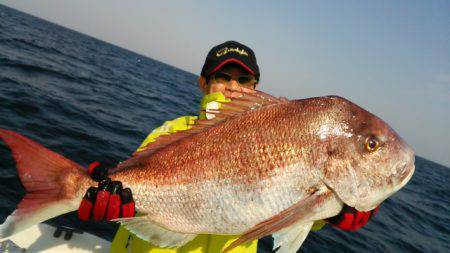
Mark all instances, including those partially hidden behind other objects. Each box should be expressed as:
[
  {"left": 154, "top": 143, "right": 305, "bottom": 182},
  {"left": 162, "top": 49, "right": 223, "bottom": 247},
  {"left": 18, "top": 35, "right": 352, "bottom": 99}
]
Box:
[
  {"left": 272, "top": 222, "right": 314, "bottom": 253},
  {"left": 223, "top": 188, "right": 332, "bottom": 252},
  {"left": 114, "top": 216, "right": 197, "bottom": 248}
]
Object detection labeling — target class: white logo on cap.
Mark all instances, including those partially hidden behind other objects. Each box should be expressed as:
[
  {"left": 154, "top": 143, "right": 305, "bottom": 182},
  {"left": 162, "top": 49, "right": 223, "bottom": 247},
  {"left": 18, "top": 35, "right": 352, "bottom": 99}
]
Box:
[{"left": 216, "top": 47, "right": 249, "bottom": 57}]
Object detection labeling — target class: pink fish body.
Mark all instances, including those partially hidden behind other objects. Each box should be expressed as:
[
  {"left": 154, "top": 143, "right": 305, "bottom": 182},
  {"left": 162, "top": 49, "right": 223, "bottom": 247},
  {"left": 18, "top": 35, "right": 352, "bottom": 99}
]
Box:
[{"left": 0, "top": 90, "right": 415, "bottom": 252}]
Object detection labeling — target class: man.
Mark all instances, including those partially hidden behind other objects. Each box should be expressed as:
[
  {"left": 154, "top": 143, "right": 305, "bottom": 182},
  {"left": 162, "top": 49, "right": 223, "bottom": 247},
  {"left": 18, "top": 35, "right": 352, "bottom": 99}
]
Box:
[{"left": 78, "top": 41, "right": 379, "bottom": 253}]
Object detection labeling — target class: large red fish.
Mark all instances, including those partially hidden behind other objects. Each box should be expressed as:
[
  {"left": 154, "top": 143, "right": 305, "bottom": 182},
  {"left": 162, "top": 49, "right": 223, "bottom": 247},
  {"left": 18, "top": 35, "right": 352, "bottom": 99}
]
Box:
[{"left": 0, "top": 90, "right": 414, "bottom": 252}]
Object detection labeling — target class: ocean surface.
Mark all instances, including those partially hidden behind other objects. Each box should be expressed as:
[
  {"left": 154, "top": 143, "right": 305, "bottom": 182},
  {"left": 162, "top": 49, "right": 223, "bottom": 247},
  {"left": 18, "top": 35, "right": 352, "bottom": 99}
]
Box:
[{"left": 0, "top": 4, "right": 449, "bottom": 253}]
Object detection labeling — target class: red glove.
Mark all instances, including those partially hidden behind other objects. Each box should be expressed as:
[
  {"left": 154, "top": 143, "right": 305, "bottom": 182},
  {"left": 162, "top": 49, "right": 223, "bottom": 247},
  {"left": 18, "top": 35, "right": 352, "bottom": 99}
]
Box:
[
  {"left": 77, "top": 161, "right": 135, "bottom": 221},
  {"left": 326, "top": 204, "right": 380, "bottom": 231}
]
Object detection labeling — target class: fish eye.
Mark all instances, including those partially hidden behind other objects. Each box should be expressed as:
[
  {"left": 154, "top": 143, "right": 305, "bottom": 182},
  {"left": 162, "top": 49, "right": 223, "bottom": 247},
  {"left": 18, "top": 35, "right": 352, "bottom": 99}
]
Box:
[{"left": 364, "top": 136, "right": 380, "bottom": 152}]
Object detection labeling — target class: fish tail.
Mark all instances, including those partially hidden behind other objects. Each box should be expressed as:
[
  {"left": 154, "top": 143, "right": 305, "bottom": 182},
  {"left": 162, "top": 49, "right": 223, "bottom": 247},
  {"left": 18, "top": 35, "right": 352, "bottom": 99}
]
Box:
[{"left": 0, "top": 129, "right": 85, "bottom": 238}]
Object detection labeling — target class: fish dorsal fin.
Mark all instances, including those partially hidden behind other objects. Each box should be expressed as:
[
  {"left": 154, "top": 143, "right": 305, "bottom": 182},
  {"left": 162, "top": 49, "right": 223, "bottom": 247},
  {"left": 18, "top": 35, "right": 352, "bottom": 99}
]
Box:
[
  {"left": 223, "top": 188, "right": 331, "bottom": 253},
  {"left": 114, "top": 89, "right": 286, "bottom": 172},
  {"left": 138, "top": 89, "right": 284, "bottom": 154}
]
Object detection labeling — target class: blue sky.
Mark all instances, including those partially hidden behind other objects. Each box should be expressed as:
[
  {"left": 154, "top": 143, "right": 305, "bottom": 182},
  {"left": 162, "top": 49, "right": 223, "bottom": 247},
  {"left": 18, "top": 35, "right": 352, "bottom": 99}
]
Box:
[{"left": 2, "top": 0, "right": 450, "bottom": 166}]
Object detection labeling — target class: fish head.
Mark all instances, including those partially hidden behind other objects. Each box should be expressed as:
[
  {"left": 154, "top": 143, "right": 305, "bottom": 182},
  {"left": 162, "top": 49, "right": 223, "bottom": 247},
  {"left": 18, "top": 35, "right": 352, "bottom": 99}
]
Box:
[{"left": 317, "top": 96, "right": 415, "bottom": 211}]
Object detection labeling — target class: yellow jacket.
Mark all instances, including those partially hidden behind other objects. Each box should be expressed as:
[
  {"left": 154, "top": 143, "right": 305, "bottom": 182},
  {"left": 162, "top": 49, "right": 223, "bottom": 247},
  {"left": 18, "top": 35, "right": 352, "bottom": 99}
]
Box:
[{"left": 110, "top": 93, "right": 325, "bottom": 253}]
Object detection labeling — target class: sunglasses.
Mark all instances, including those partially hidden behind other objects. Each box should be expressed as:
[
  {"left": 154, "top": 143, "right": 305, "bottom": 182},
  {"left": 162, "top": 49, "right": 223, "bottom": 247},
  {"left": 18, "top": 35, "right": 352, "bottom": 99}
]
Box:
[{"left": 211, "top": 72, "right": 256, "bottom": 87}]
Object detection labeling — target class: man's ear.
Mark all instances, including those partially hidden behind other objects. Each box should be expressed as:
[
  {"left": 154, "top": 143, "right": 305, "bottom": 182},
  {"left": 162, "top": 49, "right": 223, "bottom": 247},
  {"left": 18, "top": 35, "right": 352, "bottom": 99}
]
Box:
[{"left": 198, "top": 76, "right": 208, "bottom": 93}]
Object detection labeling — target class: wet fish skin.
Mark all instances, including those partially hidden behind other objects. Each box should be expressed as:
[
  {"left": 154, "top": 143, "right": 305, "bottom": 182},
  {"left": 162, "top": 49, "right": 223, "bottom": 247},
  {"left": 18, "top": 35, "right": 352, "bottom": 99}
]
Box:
[
  {"left": 70, "top": 96, "right": 415, "bottom": 234},
  {"left": 0, "top": 93, "right": 415, "bottom": 251}
]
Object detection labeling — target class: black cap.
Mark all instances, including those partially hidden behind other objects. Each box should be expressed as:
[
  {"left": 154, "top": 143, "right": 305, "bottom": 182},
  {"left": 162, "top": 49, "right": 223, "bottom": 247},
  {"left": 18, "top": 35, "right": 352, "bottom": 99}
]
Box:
[{"left": 201, "top": 41, "right": 260, "bottom": 81}]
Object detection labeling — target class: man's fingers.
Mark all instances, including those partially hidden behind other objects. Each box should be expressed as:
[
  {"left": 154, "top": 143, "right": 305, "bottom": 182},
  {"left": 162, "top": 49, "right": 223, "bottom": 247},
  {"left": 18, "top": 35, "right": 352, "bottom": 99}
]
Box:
[
  {"left": 80, "top": 160, "right": 137, "bottom": 221},
  {"left": 353, "top": 211, "right": 371, "bottom": 230},
  {"left": 106, "top": 181, "right": 123, "bottom": 220},
  {"left": 92, "top": 179, "right": 111, "bottom": 220},
  {"left": 120, "top": 188, "right": 135, "bottom": 218},
  {"left": 78, "top": 187, "right": 98, "bottom": 221}
]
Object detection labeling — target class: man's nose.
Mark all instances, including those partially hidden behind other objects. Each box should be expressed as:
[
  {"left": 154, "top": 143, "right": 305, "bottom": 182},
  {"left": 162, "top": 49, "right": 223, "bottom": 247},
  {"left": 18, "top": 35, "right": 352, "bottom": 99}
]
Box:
[{"left": 228, "top": 80, "right": 240, "bottom": 89}]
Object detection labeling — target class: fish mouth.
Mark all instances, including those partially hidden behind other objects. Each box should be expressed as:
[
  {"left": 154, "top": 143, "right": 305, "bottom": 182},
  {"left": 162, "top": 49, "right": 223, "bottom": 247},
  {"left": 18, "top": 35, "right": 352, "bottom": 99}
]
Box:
[
  {"left": 392, "top": 146, "right": 415, "bottom": 189},
  {"left": 393, "top": 160, "right": 415, "bottom": 191},
  {"left": 358, "top": 159, "right": 415, "bottom": 211},
  {"left": 337, "top": 160, "right": 415, "bottom": 212},
  {"left": 320, "top": 150, "right": 415, "bottom": 212}
]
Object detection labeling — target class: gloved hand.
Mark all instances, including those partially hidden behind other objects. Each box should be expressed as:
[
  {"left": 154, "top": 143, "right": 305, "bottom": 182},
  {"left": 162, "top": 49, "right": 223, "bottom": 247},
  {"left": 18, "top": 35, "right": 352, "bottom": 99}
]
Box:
[
  {"left": 77, "top": 161, "right": 135, "bottom": 221},
  {"left": 326, "top": 204, "right": 380, "bottom": 231}
]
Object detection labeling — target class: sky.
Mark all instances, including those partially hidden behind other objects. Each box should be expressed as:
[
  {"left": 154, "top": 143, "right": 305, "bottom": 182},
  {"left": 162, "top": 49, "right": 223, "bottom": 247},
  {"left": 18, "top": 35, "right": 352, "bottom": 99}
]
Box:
[{"left": 2, "top": 0, "right": 450, "bottom": 167}]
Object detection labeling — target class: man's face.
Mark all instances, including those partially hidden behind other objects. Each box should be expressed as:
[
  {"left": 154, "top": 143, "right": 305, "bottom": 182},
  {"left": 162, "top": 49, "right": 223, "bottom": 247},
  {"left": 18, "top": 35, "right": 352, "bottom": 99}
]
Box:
[{"left": 199, "top": 64, "right": 257, "bottom": 96}]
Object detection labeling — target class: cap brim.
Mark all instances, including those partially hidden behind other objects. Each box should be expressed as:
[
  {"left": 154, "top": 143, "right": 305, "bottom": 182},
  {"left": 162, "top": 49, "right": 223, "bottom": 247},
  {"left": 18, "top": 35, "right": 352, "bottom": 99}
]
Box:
[{"left": 210, "top": 58, "right": 255, "bottom": 75}]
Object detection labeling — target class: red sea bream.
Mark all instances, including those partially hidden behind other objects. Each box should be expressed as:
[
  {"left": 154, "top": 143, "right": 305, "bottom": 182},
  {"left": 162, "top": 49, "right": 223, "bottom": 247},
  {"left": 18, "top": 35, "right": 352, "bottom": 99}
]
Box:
[{"left": 0, "top": 90, "right": 415, "bottom": 252}]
